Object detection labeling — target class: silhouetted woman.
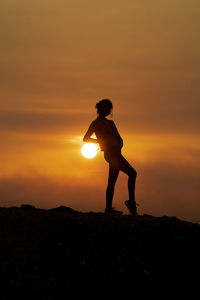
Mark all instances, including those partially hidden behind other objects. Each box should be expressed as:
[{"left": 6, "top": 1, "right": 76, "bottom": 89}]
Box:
[{"left": 83, "top": 99, "right": 137, "bottom": 215}]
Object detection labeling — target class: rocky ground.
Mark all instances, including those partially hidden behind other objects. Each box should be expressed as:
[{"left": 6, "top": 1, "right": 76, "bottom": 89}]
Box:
[{"left": 0, "top": 205, "right": 200, "bottom": 298}]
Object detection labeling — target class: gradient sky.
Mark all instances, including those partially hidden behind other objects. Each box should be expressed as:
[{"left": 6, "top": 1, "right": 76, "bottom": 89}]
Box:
[{"left": 1, "top": 0, "right": 200, "bottom": 222}]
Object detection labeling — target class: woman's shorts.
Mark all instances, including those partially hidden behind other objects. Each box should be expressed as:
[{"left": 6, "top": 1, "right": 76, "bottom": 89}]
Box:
[
  {"left": 104, "top": 148, "right": 123, "bottom": 168},
  {"left": 104, "top": 147, "right": 136, "bottom": 175}
]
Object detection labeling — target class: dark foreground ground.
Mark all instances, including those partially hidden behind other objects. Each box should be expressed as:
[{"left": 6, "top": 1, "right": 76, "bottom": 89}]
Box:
[{"left": 0, "top": 205, "right": 200, "bottom": 298}]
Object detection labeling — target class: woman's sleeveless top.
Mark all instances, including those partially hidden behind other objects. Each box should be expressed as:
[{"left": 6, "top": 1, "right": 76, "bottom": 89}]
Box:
[{"left": 91, "top": 118, "right": 123, "bottom": 151}]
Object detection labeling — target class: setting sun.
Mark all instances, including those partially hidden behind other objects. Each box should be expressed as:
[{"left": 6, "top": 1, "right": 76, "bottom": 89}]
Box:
[{"left": 81, "top": 143, "right": 99, "bottom": 159}]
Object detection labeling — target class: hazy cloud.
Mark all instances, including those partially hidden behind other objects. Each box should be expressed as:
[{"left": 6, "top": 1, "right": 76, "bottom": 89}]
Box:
[
  {"left": 0, "top": 110, "right": 91, "bottom": 133},
  {"left": 0, "top": 173, "right": 105, "bottom": 212},
  {"left": 0, "top": 108, "right": 199, "bottom": 135}
]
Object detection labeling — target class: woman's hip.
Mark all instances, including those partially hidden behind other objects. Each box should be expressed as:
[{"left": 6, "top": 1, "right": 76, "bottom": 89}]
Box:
[
  {"left": 104, "top": 149, "right": 136, "bottom": 175},
  {"left": 104, "top": 148, "right": 122, "bottom": 163}
]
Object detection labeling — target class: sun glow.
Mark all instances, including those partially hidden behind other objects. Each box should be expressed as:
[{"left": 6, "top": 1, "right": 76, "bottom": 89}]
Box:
[{"left": 81, "top": 143, "right": 99, "bottom": 159}]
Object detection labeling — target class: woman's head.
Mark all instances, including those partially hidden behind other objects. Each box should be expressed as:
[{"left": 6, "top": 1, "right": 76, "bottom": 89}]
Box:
[{"left": 95, "top": 99, "right": 113, "bottom": 117}]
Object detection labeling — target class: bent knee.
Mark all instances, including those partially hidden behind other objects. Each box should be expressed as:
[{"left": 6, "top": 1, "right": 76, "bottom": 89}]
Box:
[{"left": 129, "top": 168, "right": 137, "bottom": 177}]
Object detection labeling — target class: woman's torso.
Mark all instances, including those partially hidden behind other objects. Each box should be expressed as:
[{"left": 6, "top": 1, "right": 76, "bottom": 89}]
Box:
[{"left": 92, "top": 117, "right": 123, "bottom": 152}]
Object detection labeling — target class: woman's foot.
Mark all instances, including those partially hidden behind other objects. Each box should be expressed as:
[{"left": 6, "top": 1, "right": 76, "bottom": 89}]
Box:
[
  {"left": 104, "top": 207, "right": 123, "bottom": 215},
  {"left": 124, "top": 200, "right": 138, "bottom": 216}
]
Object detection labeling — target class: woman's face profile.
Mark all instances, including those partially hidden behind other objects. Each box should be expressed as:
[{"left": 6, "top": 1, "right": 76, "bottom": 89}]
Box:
[{"left": 99, "top": 105, "right": 112, "bottom": 117}]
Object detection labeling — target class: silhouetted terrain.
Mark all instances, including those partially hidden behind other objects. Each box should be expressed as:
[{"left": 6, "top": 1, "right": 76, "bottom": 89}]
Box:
[{"left": 0, "top": 205, "right": 200, "bottom": 298}]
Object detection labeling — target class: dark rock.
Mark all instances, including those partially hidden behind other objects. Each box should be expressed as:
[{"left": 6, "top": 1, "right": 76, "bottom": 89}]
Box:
[
  {"left": 0, "top": 205, "right": 199, "bottom": 297},
  {"left": 142, "top": 213, "right": 154, "bottom": 218},
  {"left": 20, "top": 204, "right": 36, "bottom": 210},
  {"left": 161, "top": 215, "right": 180, "bottom": 221},
  {"left": 48, "top": 205, "right": 79, "bottom": 214}
]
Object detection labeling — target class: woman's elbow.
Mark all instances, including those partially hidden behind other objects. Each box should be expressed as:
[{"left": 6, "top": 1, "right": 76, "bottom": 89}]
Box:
[{"left": 83, "top": 136, "right": 88, "bottom": 142}]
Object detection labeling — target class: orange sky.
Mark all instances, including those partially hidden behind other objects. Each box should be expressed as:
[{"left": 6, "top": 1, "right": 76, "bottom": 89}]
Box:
[{"left": 0, "top": 0, "right": 200, "bottom": 222}]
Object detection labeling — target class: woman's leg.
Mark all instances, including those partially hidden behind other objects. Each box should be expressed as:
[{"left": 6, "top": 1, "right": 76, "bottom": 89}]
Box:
[
  {"left": 106, "top": 165, "right": 120, "bottom": 209},
  {"left": 119, "top": 155, "right": 137, "bottom": 203}
]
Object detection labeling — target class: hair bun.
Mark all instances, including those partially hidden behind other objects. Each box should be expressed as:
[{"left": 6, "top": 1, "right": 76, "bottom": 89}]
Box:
[{"left": 95, "top": 99, "right": 113, "bottom": 113}]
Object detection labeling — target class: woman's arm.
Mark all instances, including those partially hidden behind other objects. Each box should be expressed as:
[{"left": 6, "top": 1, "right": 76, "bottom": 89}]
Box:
[{"left": 83, "top": 121, "right": 99, "bottom": 144}]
